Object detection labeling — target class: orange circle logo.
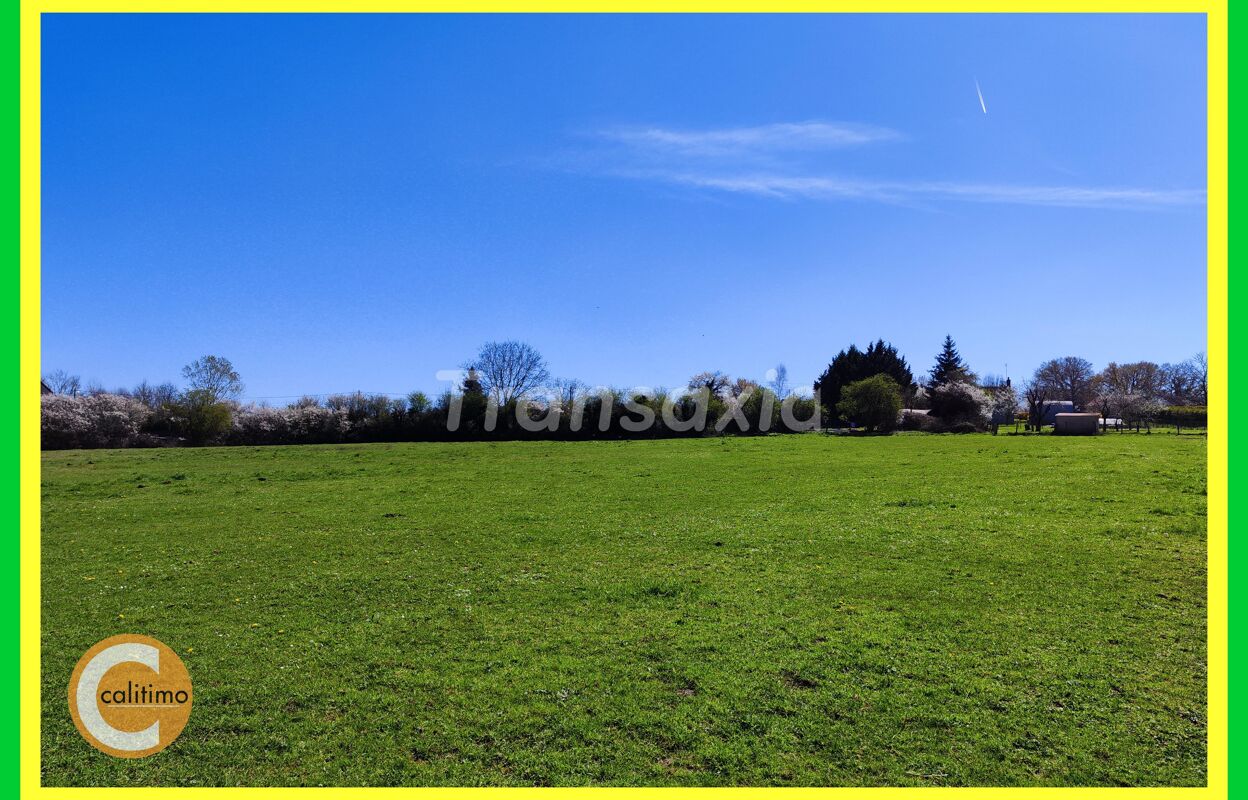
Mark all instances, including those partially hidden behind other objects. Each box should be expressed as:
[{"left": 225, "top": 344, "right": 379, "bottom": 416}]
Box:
[{"left": 67, "top": 634, "right": 192, "bottom": 758}]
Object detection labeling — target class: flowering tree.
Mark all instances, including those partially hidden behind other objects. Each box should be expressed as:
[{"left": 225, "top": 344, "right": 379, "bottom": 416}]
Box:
[
  {"left": 41, "top": 395, "right": 91, "bottom": 448},
  {"left": 990, "top": 385, "right": 1019, "bottom": 430},
  {"left": 927, "top": 381, "right": 991, "bottom": 429},
  {"left": 41, "top": 393, "right": 149, "bottom": 448},
  {"left": 1118, "top": 393, "right": 1164, "bottom": 432}
]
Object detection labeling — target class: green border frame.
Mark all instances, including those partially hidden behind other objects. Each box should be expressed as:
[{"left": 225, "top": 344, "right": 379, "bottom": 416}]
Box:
[
  {"left": 11, "top": 0, "right": 22, "bottom": 795},
  {"left": 1226, "top": 3, "right": 1235, "bottom": 795},
  {"left": 1228, "top": 0, "right": 1238, "bottom": 788}
]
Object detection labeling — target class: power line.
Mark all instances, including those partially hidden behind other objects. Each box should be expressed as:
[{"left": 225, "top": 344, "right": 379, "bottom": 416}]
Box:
[{"left": 240, "top": 391, "right": 415, "bottom": 402}]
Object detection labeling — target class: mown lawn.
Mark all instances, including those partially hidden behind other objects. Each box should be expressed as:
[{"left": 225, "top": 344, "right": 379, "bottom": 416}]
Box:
[{"left": 40, "top": 432, "right": 1207, "bottom": 787}]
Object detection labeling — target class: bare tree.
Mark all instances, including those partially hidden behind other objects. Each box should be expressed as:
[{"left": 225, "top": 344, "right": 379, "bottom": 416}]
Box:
[
  {"left": 43, "top": 369, "right": 81, "bottom": 396},
  {"left": 468, "top": 341, "right": 551, "bottom": 405},
  {"left": 132, "top": 380, "right": 180, "bottom": 410},
  {"left": 1034, "top": 356, "right": 1095, "bottom": 409},
  {"left": 1159, "top": 362, "right": 1194, "bottom": 405},
  {"left": 1159, "top": 354, "right": 1207, "bottom": 406},
  {"left": 980, "top": 373, "right": 1009, "bottom": 389},
  {"left": 1022, "top": 379, "right": 1052, "bottom": 431},
  {"left": 767, "top": 364, "right": 790, "bottom": 398},
  {"left": 688, "top": 371, "right": 731, "bottom": 397},
  {"left": 182, "top": 355, "right": 244, "bottom": 401},
  {"left": 553, "top": 377, "right": 586, "bottom": 412},
  {"left": 1090, "top": 379, "right": 1116, "bottom": 428},
  {"left": 1191, "top": 352, "right": 1208, "bottom": 405},
  {"left": 1094, "top": 361, "right": 1162, "bottom": 397}
]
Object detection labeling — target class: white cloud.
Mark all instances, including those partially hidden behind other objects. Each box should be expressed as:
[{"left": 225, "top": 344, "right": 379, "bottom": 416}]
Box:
[
  {"left": 568, "top": 121, "right": 1205, "bottom": 211},
  {"left": 595, "top": 121, "right": 901, "bottom": 157},
  {"left": 656, "top": 172, "right": 1207, "bottom": 209}
]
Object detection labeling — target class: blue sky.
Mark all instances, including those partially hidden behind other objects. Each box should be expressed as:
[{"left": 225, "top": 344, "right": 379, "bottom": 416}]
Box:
[{"left": 42, "top": 13, "right": 1207, "bottom": 400}]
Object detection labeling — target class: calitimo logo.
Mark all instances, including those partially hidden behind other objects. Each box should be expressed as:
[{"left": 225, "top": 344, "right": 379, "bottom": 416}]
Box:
[{"left": 67, "top": 634, "right": 193, "bottom": 758}]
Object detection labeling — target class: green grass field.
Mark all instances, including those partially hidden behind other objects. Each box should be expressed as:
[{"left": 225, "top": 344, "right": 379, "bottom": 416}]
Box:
[{"left": 40, "top": 433, "right": 1207, "bottom": 787}]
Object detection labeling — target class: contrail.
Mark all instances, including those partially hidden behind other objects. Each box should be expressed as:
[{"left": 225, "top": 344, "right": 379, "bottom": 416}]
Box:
[{"left": 975, "top": 78, "right": 988, "bottom": 114}]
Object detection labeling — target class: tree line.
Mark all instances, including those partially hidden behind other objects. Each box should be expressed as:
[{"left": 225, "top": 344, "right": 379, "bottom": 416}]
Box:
[{"left": 40, "top": 338, "right": 1207, "bottom": 449}]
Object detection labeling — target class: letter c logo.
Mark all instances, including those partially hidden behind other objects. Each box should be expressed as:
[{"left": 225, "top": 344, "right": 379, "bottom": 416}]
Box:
[{"left": 68, "top": 634, "right": 192, "bottom": 758}]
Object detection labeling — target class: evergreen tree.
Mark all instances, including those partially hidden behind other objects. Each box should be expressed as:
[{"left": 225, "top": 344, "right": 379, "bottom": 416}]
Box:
[
  {"left": 461, "top": 368, "right": 485, "bottom": 397},
  {"left": 458, "top": 368, "right": 489, "bottom": 432},
  {"left": 929, "top": 335, "right": 972, "bottom": 386},
  {"left": 814, "top": 339, "right": 915, "bottom": 423}
]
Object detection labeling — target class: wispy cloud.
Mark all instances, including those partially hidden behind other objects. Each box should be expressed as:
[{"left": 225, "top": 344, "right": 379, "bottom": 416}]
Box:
[
  {"left": 595, "top": 121, "right": 901, "bottom": 157},
  {"left": 649, "top": 172, "right": 1207, "bottom": 209},
  {"left": 560, "top": 120, "right": 1205, "bottom": 212}
]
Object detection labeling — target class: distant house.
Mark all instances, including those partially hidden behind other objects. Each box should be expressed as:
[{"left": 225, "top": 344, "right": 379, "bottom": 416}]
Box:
[
  {"left": 1041, "top": 400, "right": 1074, "bottom": 424},
  {"left": 40, "top": 380, "right": 53, "bottom": 395},
  {"left": 990, "top": 407, "right": 1015, "bottom": 425}
]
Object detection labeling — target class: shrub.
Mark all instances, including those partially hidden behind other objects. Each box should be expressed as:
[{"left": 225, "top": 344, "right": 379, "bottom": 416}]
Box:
[
  {"left": 899, "top": 410, "right": 933, "bottom": 432},
  {"left": 836, "top": 374, "right": 903, "bottom": 432},
  {"left": 228, "top": 403, "right": 351, "bottom": 445},
  {"left": 41, "top": 395, "right": 92, "bottom": 449},
  {"left": 170, "top": 390, "right": 234, "bottom": 445},
  {"left": 779, "top": 395, "right": 820, "bottom": 432},
  {"left": 41, "top": 393, "right": 150, "bottom": 449},
  {"left": 927, "top": 381, "right": 991, "bottom": 430},
  {"left": 231, "top": 405, "right": 290, "bottom": 445},
  {"left": 82, "top": 393, "right": 151, "bottom": 446},
  {"left": 1158, "top": 405, "right": 1206, "bottom": 430},
  {"left": 287, "top": 404, "right": 350, "bottom": 442},
  {"left": 737, "top": 387, "right": 781, "bottom": 433}
]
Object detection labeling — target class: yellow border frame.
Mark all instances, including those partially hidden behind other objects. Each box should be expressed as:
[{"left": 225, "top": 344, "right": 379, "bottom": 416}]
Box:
[{"left": 19, "top": 3, "right": 1229, "bottom": 797}]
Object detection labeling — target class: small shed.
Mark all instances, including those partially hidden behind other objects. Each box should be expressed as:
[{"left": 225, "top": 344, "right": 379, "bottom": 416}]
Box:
[
  {"left": 1041, "top": 400, "right": 1074, "bottom": 424},
  {"left": 1054, "top": 412, "right": 1100, "bottom": 435}
]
